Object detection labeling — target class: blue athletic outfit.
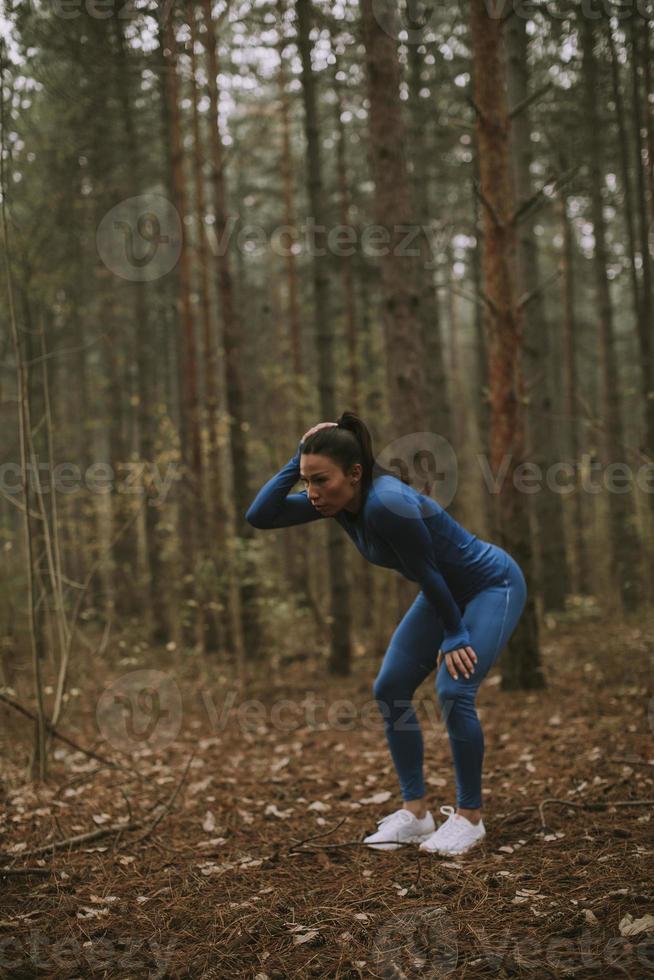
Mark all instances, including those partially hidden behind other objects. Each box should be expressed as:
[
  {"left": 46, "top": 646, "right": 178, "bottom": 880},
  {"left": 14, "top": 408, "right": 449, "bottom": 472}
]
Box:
[{"left": 245, "top": 439, "right": 527, "bottom": 809}]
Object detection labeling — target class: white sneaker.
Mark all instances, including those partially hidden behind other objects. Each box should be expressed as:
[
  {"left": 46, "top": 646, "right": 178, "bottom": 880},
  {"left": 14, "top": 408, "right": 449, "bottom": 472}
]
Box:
[
  {"left": 418, "top": 805, "right": 486, "bottom": 856},
  {"left": 363, "top": 808, "right": 436, "bottom": 851}
]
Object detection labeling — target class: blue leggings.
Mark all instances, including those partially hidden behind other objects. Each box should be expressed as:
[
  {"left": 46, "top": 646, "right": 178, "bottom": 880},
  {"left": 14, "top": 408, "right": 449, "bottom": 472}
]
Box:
[{"left": 372, "top": 548, "right": 527, "bottom": 810}]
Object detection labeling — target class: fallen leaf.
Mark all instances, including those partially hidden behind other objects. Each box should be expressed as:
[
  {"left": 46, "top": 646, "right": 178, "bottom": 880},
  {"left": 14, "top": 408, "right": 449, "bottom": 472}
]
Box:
[
  {"left": 76, "top": 907, "right": 109, "bottom": 920},
  {"left": 202, "top": 811, "right": 216, "bottom": 832},
  {"left": 292, "top": 930, "right": 320, "bottom": 945},
  {"left": 359, "top": 791, "right": 392, "bottom": 805},
  {"left": 619, "top": 914, "right": 654, "bottom": 937},
  {"left": 264, "top": 804, "right": 293, "bottom": 819}
]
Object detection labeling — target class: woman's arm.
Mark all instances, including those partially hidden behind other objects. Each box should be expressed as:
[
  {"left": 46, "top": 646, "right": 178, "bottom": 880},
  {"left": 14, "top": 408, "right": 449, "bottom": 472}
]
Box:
[
  {"left": 369, "top": 488, "right": 471, "bottom": 654},
  {"left": 244, "top": 441, "right": 326, "bottom": 529}
]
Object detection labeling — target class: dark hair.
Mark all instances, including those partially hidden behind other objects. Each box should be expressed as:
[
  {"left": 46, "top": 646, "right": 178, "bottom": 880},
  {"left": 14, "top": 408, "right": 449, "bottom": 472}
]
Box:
[{"left": 302, "top": 411, "right": 398, "bottom": 497}]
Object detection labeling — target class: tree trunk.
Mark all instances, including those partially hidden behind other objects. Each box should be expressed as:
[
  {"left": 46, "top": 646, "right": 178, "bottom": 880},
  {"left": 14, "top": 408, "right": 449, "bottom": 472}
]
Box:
[
  {"left": 580, "top": 15, "right": 643, "bottom": 612},
  {"left": 161, "top": 6, "right": 202, "bottom": 649},
  {"left": 642, "top": 21, "right": 654, "bottom": 227},
  {"left": 330, "top": 46, "right": 375, "bottom": 639},
  {"left": 188, "top": 1, "right": 222, "bottom": 653},
  {"left": 469, "top": 0, "right": 543, "bottom": 690},
  {"left": 112, "top": 7, "right": 169, "bottom": 645},
  {"left": 629, "top": 18, "right": 654, "bottom": 589},
  {"left": 505, "top": 12, "right": 569, "bottom": 612},
  {"left": 202, "top": 0, "right": 257, "bottom": 668},
  {"left": 333, "top": 76, "right": 361, "bottom": 418},
  {"left": 470, "top": 128, "right": 490, "bottom": 466},
  {"left": 407, "top": 41, "right": 452, "bottom": 447},
  {"left": 277, "top": 0, "right": 316, "bottom": 621},
  {"left": 359, "top": 0, "right": 426, "bottom": 442},
  {"left": 360, "top": 0, "right": 429, "bottom": 618},
  {"left": 296, "top": 0, "right": 353, "bottom": 676},
  {"left": 556, "top": 167, "right": 590, "bottom": 596}
]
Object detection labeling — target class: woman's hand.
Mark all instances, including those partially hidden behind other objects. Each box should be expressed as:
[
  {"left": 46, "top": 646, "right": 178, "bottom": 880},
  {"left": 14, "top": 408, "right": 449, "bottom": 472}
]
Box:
[
  {"left": 437, "top": 646, "right": 478, "bottom": 680},
  {"left": 300, "top": 422, "right": 338, "bottom": 444}
]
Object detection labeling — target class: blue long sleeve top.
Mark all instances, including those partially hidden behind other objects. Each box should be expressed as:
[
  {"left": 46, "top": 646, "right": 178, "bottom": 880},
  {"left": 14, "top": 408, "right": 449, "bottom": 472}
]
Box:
[{"left": 245, "top": 440, "right": 511, "bottom": 654}]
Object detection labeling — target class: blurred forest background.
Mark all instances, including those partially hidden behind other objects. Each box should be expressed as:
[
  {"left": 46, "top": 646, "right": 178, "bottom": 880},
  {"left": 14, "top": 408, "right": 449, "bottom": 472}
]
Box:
[{"left": 1, "top": 0, "right": 653, "bottom": 773}]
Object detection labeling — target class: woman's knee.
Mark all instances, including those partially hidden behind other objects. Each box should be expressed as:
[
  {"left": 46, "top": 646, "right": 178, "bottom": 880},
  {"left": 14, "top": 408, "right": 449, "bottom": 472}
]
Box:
[
  {"left": 436, "top": 672, "right": 476, "bottom": 710},
  {"left": 372, "top": 670, "right": 412, "bottom": 705}
]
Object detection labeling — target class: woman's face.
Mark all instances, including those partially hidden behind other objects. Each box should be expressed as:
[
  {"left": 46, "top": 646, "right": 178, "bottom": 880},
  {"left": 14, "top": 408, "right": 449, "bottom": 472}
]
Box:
[{"left": 300, "top": 453, "right": 362, "bottom": 516}]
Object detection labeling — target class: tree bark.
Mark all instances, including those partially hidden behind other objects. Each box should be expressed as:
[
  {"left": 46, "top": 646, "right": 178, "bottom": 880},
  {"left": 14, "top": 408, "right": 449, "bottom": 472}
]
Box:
[
  {"left": 202, "top": 0, "right": 257, "bottom": 666},
  {"left": 161, "top": 6, "right": 202, "bottom": 648},
  {"left": 407, "top": 41, "right": 451, "bottom": 447},
  {"left": 360, "top": 0, "right": 430, "bottom": 618},
  {"left": 112, "top": 7, "right": 169, "bottom": 644},
  {"left": 359, "top": 0, "right": 426, "bottom": 442},
  {"left": 188, "top": 1, "right": 222, "bottom": 653},
  {"left": 555, "top": 164, "right": 590, "bottom": 597},
  {"left": 277, "top": 0, "right": 315, "bottom": 621},
  {"left": 296, "top": 0, "right": 353, "bottom": 675},
  {"left": 629, "top": 19, "right": 654, "bottom": 564},
  {"left": 469, "top": 0, "right": 543, "bottom": 690},
  {"left": 580, "top": 15, "right": 643, "bottom": 612},
  {"left": 505, "top": 11, "right": 569, "bottom": 612}
]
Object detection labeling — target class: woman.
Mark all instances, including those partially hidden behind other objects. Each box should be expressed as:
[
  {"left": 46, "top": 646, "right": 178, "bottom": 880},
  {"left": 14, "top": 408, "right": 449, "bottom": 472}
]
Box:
[{"left": 245, "top": 412, "right": 527, "bottom": 856}]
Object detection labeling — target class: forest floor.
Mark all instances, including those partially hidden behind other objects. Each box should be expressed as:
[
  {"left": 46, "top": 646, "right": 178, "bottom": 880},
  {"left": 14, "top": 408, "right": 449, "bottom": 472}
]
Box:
[{"left": 1, "top": 601, "right": 653, "bottom": 979}]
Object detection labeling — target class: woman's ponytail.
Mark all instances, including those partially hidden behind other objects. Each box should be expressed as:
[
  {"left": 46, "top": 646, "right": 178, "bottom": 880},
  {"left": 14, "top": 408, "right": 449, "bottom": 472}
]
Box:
[
  {"left": 334, "top": 411, "right": 376, "bottom": 488},
  {"left": 302, "top": 410, "right": 397, "bottom": 495}
]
